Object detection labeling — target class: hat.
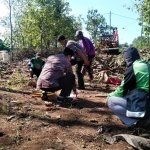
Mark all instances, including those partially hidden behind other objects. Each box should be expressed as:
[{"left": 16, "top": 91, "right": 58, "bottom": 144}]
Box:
[
  {"left": 57, "top": 35, "right": 66, "bottom": 41},
  {"left": 36, "top": 53, "right": 41, "bottom": 58},
  {"left": 75, "top": 30, "right": 83, "bottom": 36},
  {"left": 63, "top": 47, "right": 74, "bottom": 57}
]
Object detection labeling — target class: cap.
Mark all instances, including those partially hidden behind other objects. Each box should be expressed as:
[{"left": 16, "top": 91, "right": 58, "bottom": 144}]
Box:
[
  {"left": 36, "top": 53, "right": 41, "bottom": 58},
  {"left": 75, "top": 30, "right": 83, "bottom": 36}
]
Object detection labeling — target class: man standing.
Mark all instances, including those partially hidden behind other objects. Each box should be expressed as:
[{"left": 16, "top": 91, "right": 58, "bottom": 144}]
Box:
[
  {"left": 28, "top": 53, "right": 45, "bottom": 79},
  {"left": 57, "top": 35, "right": 89, "bottom": 90},
  {"left": 37, "top": 47, "right": 77, "bottom": 102},
  {"left": 75, "top": 30, "right": 95, "bottom": 80}
]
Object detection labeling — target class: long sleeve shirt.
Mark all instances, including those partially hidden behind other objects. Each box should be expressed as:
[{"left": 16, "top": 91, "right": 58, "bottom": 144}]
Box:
[
  {"left": 79, "top": 37, "right": 95, "bottom": 56},
  {"left": 37, "top": 54, "right": 73, "bottom": 88}
]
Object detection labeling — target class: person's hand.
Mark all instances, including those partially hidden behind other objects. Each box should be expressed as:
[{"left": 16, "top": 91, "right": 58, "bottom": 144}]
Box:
[
  {"left": 84, "top": 59, "right": 89, "bottom": 66},
  {"left": 73, "top": 89, "right": 78, "bottom": 97},
  {"left": 81, "top": 67, "right": 86, "bottom": 76},
  {"left": 29, "top": 68, "right": 33, "bottom": 72}
]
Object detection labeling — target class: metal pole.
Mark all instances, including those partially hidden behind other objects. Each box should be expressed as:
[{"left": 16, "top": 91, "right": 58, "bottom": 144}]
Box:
[
  {"left": 110, "top": 11, "right": 111, "bottom": 34},
  {"left": 9, "top": 0, "right": 12, "bottom": 51}
]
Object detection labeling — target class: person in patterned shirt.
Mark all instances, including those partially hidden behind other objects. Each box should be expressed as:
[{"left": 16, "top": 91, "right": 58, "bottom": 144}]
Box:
[
  {"left": 57, "top": 35, "right": 89, "bottom": 90},
  {"left": 37, "top": 47, "right": 77, "bottom": 102}
]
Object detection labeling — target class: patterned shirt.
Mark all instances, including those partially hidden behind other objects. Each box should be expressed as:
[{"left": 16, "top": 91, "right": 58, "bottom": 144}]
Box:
[
  {"left": 66, "top": 40, "right": 88, "bottom": 61},
  {"left": 79, "top": 37, "right": 95, "bottom": 56},
  {"left": 36, "top": 54, "right": 72, "bottom": 88}
]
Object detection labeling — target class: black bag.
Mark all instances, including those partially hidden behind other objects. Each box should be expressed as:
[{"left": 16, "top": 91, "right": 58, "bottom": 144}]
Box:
[
  {"left": 126, "top": 63, "right": 150, "bottom": 119},
  {"left": 126, "top": 89, "right": 149, "bottom": 118}
]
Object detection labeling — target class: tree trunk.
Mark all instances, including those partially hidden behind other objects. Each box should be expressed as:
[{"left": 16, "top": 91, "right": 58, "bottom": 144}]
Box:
[
  {"left": 40, "top": 34, "right": 43, "bottom": 54},
  {"left": 9, "top": 0, "right": 13, "bottom": 60}
]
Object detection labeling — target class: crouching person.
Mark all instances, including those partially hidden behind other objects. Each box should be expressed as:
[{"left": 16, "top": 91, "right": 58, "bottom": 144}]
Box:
[
  {"left": 29, "top": 53, "right": 45, "bottom": 79},
  {"left": 36, "top": 47, "right": 77, "bottom": 103},
  {"left": 106, "top": 47, "right": 150, "bottom": 129}
]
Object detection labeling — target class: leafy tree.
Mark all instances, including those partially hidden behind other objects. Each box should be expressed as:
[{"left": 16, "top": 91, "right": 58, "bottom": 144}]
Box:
[
  {"left": 85, "top": 9, "right": 107, "bottom": 40},
  {"left": 126, "top": 0, "right": 150, "bottom": 45},
  {"left": 0, "top": 39, "right": 10, "bottom": 51},
  {"left": 1, "top": 0, "right": 82, "bottom": 51},
  {"left": 132, "top": 36, "right": 147, "bottom": 49}
]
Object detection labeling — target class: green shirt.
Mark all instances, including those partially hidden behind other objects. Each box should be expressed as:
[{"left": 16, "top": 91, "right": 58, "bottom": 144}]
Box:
[
  {"left": 107, "top": 59, "right": 149, "bottom": 99},
  {"left": 30, "top": 57, "right": 45, "bottom": 70}
]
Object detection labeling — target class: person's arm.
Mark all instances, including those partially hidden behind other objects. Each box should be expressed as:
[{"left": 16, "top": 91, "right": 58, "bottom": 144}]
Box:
[
  {"left": 42, "top": 60, "right": 45, "bottom": 68},
  {"left": 30, "top": 58, "right": 34, "bottom": 69},
  {"left": 76, "top": 49, "right": 89, "bottom": 66},
  {"left": 107, "top": 66, "right": 135, "bottom": 99}
]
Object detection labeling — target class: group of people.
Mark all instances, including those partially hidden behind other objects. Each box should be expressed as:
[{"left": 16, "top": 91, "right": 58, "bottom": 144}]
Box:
[
  {"left": 28, "top": 30, "right": 95, "bottom": 102},
  {"left": 27, "top": 31, "right": 150, "bottom": 129}
]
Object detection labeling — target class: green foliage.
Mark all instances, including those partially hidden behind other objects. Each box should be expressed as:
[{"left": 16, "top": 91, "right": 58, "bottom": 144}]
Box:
[
  {"left": 127, "top": 0, "right": 150, "bottom": 37},
  {"left": 0, "top": 147, "right": 6, "bottom": 150},
  {"left": 2, "top": 0, "right": 82, "bottom": 50},
  {"left": 85, "top": 9, "right": 107, "bottom": 40},
  {"left": 132, "top": 36, "right": 148, "bottom": 49},
  {"left": 119, "top": 43, "right": 130, "bottom": 52},
  {"left": 84, "top": 9, "right": 117, "bottom": 45},
  {"left": 0, "top": 39, "right": 10, "bottom": 51}
]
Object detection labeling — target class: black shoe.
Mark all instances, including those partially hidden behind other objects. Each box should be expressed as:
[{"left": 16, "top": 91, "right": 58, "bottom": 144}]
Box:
[
  {"left": 57, "top": 96, "right": 73, "bottom": 104},
  {"left": 41, "top": 93, "right": 48, "bottom": 101},
  {"left": 64, "top": 97, "right": 74, "bottom": 103},
  {"left": 127, "top": 124, "right": 136, "bottom": 131},
  {"left": 77, "top": 87, "right": 85, "bottom": 90},
  {"left": 57, "top": 97, "right": 64, "bottom": 103},
  {"left": 136, "top": 119, "right": 150, "bottom": 128}
]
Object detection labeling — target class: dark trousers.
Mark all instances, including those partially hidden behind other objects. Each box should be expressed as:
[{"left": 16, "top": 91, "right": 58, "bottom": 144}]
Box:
[
  {"left": 31, "top": 68, "right": 42, "bottom": 78},
  {"left": 86, "top": 55, "right": 95, "bottom": 79},
  {"left": 70, "top": 58, "right": 85, "bottom": 88},
  {"left": 41, "top": 72, "right": 75, "bottom": 97}
]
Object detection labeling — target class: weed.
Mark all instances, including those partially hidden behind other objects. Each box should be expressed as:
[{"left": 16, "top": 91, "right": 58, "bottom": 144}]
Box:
[
  {"left": 0, "top": 147, "right": 6, "bottom": 150},
  {"left": 12, "top": 130, "right": 23, "bottom": 145},
  {"left": 1, "top": 106, "right": 6, "bottom": 111}
]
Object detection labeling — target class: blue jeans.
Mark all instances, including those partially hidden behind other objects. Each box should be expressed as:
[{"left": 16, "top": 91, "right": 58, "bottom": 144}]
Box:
[{"left": 107, "top": 96, "right": 139, "bottom": 127}]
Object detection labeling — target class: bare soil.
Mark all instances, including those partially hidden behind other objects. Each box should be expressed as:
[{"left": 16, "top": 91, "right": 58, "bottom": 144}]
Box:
[{"left": 0, "top": 61, "right": 137, "bottom": 150}]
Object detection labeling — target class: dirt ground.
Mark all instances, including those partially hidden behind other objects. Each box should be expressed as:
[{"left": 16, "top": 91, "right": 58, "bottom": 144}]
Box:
[{"left": 0, "top": 61, "right": 139, "bottom": 150}]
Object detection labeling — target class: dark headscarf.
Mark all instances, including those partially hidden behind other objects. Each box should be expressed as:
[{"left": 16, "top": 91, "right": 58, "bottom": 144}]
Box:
[{"left": 123, "top": 47, "right": 140, "bottom": 67}]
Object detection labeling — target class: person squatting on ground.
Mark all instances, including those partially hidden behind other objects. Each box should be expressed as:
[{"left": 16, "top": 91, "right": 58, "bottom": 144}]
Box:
[
  {"left": 28, "top": 53, "right": 45, "bottom": 79},
  {"left": 106, "top": 47, "right": 150, "bottom": 129},
  {"left": 36, "top": 47, "right": 77, "bottom": 103},
  {"left": 57, "top": 35, "right": 89, "bottom": 90},
  {"left": 75, "top": 30, "right": 95, "bottom": 80}
]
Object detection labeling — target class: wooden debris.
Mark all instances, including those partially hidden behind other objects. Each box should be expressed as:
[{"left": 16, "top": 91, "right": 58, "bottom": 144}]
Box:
[{"left": 95, "top": 94, "right": 108, "bottom": 97}]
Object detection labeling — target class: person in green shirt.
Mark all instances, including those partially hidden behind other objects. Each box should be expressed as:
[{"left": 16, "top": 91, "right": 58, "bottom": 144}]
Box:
[
  {"left": 106, "top": 47, "right": 150, "bottom": 129},
  {"left": 28, "top": 53, "right": 45, "bottom": 79}
]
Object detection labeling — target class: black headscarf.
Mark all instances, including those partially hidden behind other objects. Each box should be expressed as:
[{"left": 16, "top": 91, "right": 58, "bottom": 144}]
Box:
[{"left": 123, "top": 47, "right": 140, "bottom": 67}]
